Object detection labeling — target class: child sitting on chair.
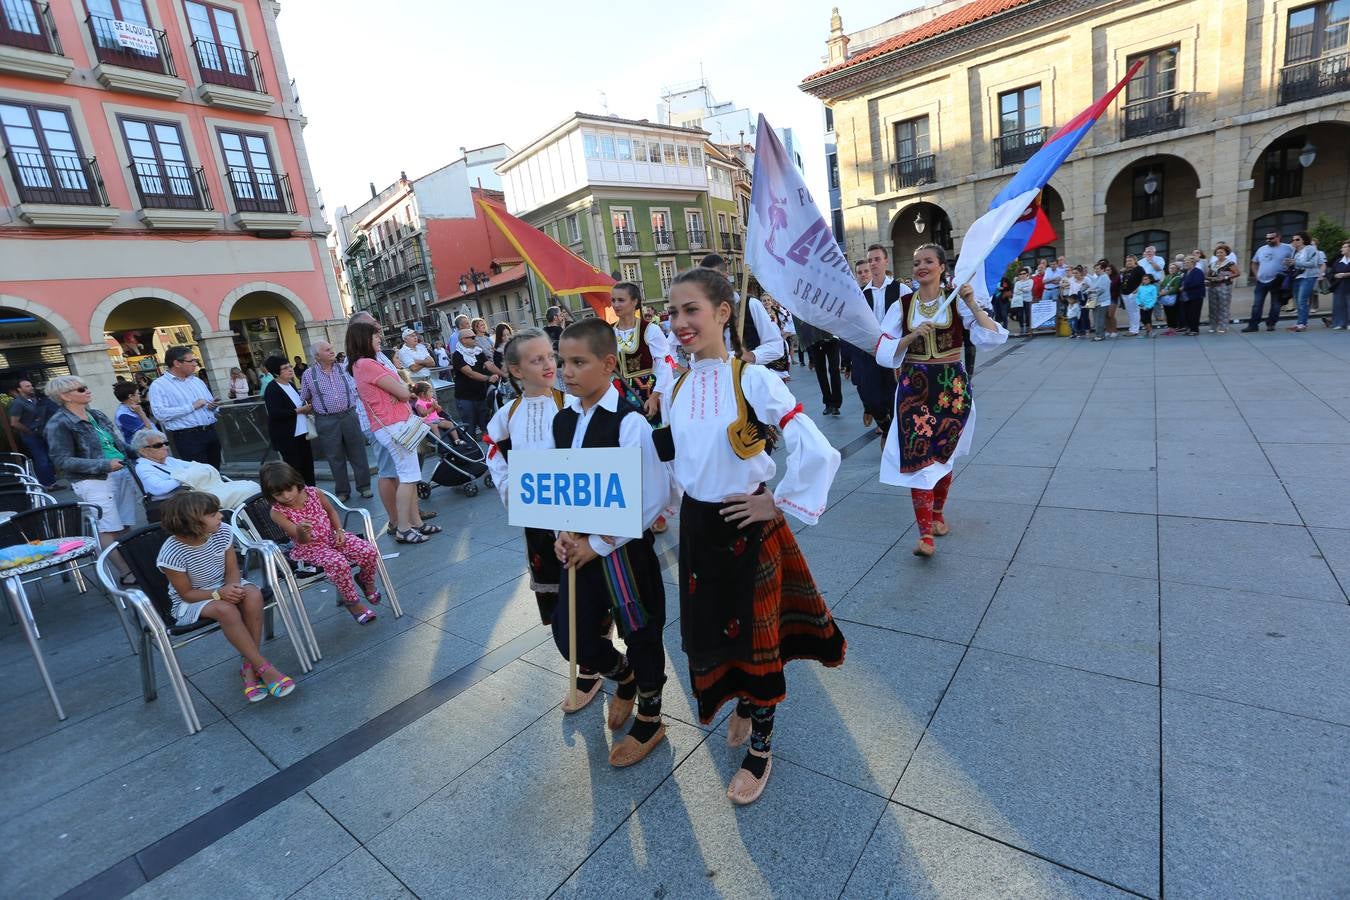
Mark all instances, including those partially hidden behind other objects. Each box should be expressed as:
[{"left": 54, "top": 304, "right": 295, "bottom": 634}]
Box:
[
  {"left": 262, "top": 461, "right": 382, "bottom": 626},
  {"left": 157, "top": 490, "right": 294, "bottom": 702},
  {"left": 409, "top": 380, "right": 465, "bottom": 444}
]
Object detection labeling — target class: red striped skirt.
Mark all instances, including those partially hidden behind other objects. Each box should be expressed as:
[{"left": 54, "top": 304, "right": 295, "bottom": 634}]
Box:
[{"left": 679, "top": 494, "right": 846, "bottom": 723}]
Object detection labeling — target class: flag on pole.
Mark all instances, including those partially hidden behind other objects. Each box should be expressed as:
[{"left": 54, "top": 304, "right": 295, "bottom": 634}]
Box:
[
  {"left": 951, "top": 59, "right": 1145, "bottom": 305},
  {"left": 477, "top": 199, "right": 616, "bottom": 321},
  {"left": 747, "top": 114, "right": 881, "bottom": 352}
]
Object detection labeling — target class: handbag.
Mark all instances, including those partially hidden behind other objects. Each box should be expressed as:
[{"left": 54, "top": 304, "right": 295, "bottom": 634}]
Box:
[
  {"left": 304, "top": 416, "right": 319, "bottom": 441},
  {"left": 370, "top": 406, "right": 429, "bottom": 450}
]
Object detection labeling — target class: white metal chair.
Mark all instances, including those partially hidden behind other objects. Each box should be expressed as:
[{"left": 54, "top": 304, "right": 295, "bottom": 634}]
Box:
[
  {"left": 231, "top": 489, "right": 404, "bottom": 664},
  {"left": 95, "top": 523, "right": 314, "bottom": 735}
]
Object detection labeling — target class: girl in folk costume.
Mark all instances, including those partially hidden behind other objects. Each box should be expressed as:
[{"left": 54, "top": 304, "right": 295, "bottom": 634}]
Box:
[
  {"left": 484, "top": 329, "right": 568, "bottom": 631},
  {"left": 876, "top": 243, "right": 1008, "bottom": 557},
  {"left": 610, "top": 281, "right": 676, "bottom": 534},
  {"left": 663, "top": 267, "right": 847, "bottom": 805}
]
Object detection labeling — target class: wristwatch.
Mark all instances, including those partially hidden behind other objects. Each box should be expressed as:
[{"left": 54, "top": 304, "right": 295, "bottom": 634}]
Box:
[{"left": 211, "top": 589, "right": 221, "bottom": 602}]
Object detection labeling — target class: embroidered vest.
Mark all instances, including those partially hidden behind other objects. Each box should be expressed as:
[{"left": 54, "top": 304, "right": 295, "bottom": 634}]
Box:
[
  {"left": 615, "top": 323, "right": 653, "bottom": 384},
  {"left": 669, "top": 357, "right": 774, "bottom": 460},
  {"left": 552, "top": 395, "right": 641, "bottom": 450},
  {"left": 902, "top": 292, "right": 966, "bottom": 360}
]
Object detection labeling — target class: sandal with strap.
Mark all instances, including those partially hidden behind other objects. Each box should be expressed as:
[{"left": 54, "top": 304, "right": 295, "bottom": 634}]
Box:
[
  {"left": 392, "top": 529, "right": 428, "bottom": 544},
  {"left": 345, "top": 601, "right": 377, "bottom": 625},
  {"left": 364, "top": 587, "right": 382, "bottom": 606},
  {"left": 257, "top": 662, "right": 295, "bottom": 698},
  {"left": 416, "top": 523, "right": 442, "bottom": 535},
  {"left": 241, "top": 663, "right": 267, "bottom": 703}
]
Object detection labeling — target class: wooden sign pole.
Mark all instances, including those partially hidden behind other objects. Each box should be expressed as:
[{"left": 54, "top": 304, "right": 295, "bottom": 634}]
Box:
[{"left": 567, "top": 552, "right": 579, "bottom": 709}]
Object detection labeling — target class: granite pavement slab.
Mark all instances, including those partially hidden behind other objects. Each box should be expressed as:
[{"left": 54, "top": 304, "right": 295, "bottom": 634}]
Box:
[{"left": 1157, "top": 516, "right": 1344, "bottom": 603}]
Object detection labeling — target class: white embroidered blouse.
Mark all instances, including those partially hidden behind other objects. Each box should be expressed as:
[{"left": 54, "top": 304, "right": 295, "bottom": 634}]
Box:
[{"left": 668, "top": 357, "right": 839, "bottom": 525}]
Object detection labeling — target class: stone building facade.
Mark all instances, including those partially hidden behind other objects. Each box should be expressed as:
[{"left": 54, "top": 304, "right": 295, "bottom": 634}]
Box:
[{"left": 801, "top": 0, "right": 1350, "bottom": 272}]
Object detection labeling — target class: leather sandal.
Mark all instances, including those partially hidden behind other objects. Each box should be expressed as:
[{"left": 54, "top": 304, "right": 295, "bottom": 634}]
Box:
[
  {"left": 560, "top": 676, "right": 602, "bottom": 713},
  {"left": 727, "top": 752, "right": 773, "bottom": 805},
  {"left": 416, "top": 523, "right": 442, "bottom": 535},
  {"left": 608, "top": 716, "right": 666, "bottom": 768},
  {"left": 607, "top": 691, "right": 636, "bottom": 730},
  {"left": 392, "top": 529, "right": 427, "bottom": 544}
]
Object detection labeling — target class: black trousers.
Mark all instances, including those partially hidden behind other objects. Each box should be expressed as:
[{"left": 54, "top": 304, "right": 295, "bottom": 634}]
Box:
[
  {"left": 552, "top": 535, "right": 667, "bottom": 694},
  {"left": 807, "top": 340, "right": 842, "bottom": 409},
  {"left": 171, "top": 425, "right": 221, "bottom": 469},
  {"left": 273, "top": 432, "right": 316, "bottom": 485},
  {"left": 1181, "top": 297, "right": 1204, "bottom": 333}
]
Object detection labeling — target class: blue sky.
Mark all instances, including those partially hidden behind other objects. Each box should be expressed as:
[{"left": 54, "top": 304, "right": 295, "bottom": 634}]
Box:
[{"left": 278, "top": 0, "right": 920, "bottom": 220}]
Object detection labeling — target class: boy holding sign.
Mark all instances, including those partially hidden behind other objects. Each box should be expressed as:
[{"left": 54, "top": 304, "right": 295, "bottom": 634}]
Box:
[{"left": 552, "top": 318, "right": 673, "bottom": 769}]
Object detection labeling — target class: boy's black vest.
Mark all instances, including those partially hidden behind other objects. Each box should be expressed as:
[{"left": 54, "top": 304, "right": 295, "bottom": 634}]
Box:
[{"left": 552, "top": 395, "right": 641, "bottom": 451}]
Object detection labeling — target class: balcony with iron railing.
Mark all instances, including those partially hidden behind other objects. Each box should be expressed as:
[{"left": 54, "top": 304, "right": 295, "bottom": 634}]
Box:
[
  {"left": 890, "top": 153, "right": 936, "bottom": 190},
  {"left": 614, "top": 229, "right": 637, "bottom": 251},
  {"left": 129, "top": 161, "right": 210, "bottom": 210},
  {"left": 86, "top": 13, "right": 175, "bottom": 76},
  {"left": 653, "top": 228, "right": 674, "bottom": 250},
  {"left": 1278, "top": 52, "right": 1350, "bottom": 104},
  {"left": 227, "top": 168, "right": 294, "bottom": 214},
  {"left": 192, "top": 38, "right": 263, "bottom": 91},
  {"left": 407, "top": 261, "right": 427, "bottom": 279},
  {"left": 686, "top": 228, "right": 707, "bottom": 249},
  {"left": 719, "top": 230, "right": 732, "bottom": 250},
  {"left": 1121, "top": 93, "right": 1189, "bottom": 140},
  {"left": 4, "top": 148, "right": 107, "bottom": 206},
  {"left": 731, "top": 232, "right": 743, "bottom": 252},
  {"left": 0, "top": 3, "right": 75, "bottom": 82},
  {"left": 993, "top": 126, "right": 1049, "bottom": 168}
]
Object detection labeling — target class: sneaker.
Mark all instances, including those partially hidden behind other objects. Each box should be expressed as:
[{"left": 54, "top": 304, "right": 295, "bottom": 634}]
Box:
[
  {"left": 1207, "top": 327, "right": 1217, "bottom": 333},
  {"left": 1240, "top": 326, "right": 1259, "bottom": 333},
  {"left": 1217, "top": 329, "right": 1227, "bottom": 334},
  {"left": 1287, "top": 324, "right": 1306, "bottom": 332}
]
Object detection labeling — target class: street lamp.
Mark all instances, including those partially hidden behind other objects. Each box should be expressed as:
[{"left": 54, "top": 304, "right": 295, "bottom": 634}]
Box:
[
  {"left": 1143, "top": 170, "right": 1159, "bottom": 195},
  {"left": 1298, "top": 140, "right": 1317, "bottom": 168},
  {"left": 458, "top": 268, "right": 492, "bottom": 320}
]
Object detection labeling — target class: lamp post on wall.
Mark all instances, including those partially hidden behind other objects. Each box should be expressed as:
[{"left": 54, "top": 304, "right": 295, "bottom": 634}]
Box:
[
  {"left": 458, "top": 268, "right": 492, "bottom": 320},
  {"left": 1298, "top": 140, "right": 1317, "bottom": 169}
]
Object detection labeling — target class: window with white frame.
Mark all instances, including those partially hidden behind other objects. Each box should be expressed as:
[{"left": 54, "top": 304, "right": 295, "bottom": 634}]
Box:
[
  {"left": 634, "top": 141, "right": 647, "bottom": 162},
  {"left": 564, "top": 213, "right": 580, "bottom": 243},
  {"left": 617, "top": 137, "right": 632, "bottom": 160},
  {"left": 620, "top": 261, "right": 641, "bottom": 284},
  {"left": 658, "top": 260, "right": 675, "bottom": 294},
  {"left": 676, "top": 145, "right": 689, "bottom": 165}
]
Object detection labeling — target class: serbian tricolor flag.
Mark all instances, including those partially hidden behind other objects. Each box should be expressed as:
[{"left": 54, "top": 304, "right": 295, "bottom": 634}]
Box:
[
  {"left": 951, "top": 59, "right": 1145, "bottom": 305},
  {"left": 477, "top": 199, "right": 616, "bottom": 322}
]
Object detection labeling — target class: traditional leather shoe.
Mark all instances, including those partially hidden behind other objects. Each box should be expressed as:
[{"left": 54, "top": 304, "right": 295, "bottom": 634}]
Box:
[
  {"left": 609, "top": 717, "right": 666, "bottom": 767},
  {"left": 560, "top": 677, "right": 602, "bottom": 713},
  {"left": 727, "top": 753, "right": 773, "bottom": 805},
  {"left": 607, "top": 692, "right": 635, "bottom": 730}
]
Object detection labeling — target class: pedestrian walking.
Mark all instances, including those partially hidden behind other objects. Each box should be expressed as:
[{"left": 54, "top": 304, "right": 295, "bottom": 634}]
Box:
[
  {"left": 300, "top": 339, "right": 372, "bottom": 502},
  {"left": 147, "top": 345, "right": 222, "bottom": 468},
  {"left": 800, "top": 318, "right": 843, "bottom": 417}
]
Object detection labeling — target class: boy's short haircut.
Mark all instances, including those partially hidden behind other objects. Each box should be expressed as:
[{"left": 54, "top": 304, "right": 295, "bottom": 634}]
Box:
[
  {"left": 160, "top": 490, "right": 220, "bottom": 540},
  {"left": 560, "top": 317, "right": 616, "bottom": 358}
]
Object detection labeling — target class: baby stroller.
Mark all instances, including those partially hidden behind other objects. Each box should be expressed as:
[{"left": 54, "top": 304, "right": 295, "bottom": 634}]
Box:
[{"left": 417, "top": 418, "right": 492, "bottom": 499}]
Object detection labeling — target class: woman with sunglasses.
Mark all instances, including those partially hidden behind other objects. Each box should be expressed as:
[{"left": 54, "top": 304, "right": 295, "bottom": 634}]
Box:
[
  {"left": 132, "top": 428, "right": 259, "bottom": 511},
  {"left": 44, "top": 375, "right": 140, "bottom": 582}
]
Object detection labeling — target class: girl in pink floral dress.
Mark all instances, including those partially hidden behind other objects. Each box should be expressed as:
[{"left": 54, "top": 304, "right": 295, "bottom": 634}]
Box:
[{"left": 262, "top": 461, "right": 381, "bottom": 624}]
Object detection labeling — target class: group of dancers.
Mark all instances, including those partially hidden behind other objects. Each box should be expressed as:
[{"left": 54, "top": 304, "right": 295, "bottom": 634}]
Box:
[{"left": 483, "top": 244, "right": 1006, "bottom": 804}]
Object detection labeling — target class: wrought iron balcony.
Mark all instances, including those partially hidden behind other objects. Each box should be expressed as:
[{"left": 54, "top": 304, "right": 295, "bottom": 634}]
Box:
[
  {"left": 993, "top": 126, "right": 1048, "bottom": 168},
  {"left": 613, "top": 229, "right": 637, "bottom": 251},
  {"left": 686, "top": 228, "right": 707, "bottom": 249},
  {"left": 4, "top": 148, "right": 107, "bottom": 206},
  {"left": 731, "top": 233, "right": 743, "bottom": 251},
  {"left": 719, "top": 230, "right": 732, "bottom": 250},
  {"left": 653, "top": 228, "right": 674, "bottom": 250},
  {"left": 1121, "top": 93, "right": 1189, "bottom": 140},
  {"left": 191, "top": 38, "right": 264, "bottom": 93},
  {"left": 0, "top": 1, "right": 62, "bottom": 54},
  {"left": 1278, "top": 52, "right": 1350, "bottom": 105},
  {"left": 407, "top": 261, "right": 427, "bottom": 279},
  {"left": 129, "top": 161, "right": 211, "bottom": 210},
  {"left": 226, "top": 168, "right": 295, "bottom": 214},
  {"left": 890, "top": 153, "right": 936, "bottom": 190},
  {"left": 86, "top": 13, "right": 174, "bottom": 75}
]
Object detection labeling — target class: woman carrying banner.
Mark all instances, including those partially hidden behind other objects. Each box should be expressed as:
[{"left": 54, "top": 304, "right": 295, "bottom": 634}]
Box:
[
  {"left": 875, "top": 244, "right": 1008, "bottom": 557},
  {"left": 662, "top": 266, "right": 846, "bottom": 806}
]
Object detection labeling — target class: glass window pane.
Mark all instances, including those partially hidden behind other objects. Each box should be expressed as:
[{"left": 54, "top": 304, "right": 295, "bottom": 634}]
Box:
[
  {"left": 583, "top": 134, "right": 597, "bottom": 158},
  {"left": 600, "top": 136, "right": 615, "bottom": 159},
  {"left": 123, "top": 120, "right": 149, "bottom": 141},
  {"left": 212, "top": 7, "right": 242, "bottom": 48},
  {"left": 617, "top": 138, "right": 631, "bottom": 160},
  {"left": 2, "top": 0, "right": 41, "bottom": 34},
  {"left": 184, "top": 1, "right": 213, "bottom": 40}
]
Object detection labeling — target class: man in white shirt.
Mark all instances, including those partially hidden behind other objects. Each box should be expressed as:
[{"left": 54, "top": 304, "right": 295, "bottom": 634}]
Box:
[
  {"left": 1139, "top": 246, "right": 1166, "bottom": 282},
  {"left": 147, "top": 345, "right": 221, "bottom": 467},
  {"left": 396, "top": 328, "right": 434, "bottom": 381}
]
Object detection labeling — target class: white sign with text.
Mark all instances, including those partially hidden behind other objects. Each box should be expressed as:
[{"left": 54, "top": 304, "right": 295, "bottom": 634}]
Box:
[
  {"left": 113, "top": 20, "right": 158, "bottom": 55},
  {"left": 508, "top": 447, "right": 643, "bottom": 539}
]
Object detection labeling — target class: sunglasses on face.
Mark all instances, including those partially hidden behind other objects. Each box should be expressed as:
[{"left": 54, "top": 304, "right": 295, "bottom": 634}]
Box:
[
  {"left": 67, "top": 385, "right": 90, "bottom": 393},
  {"left": 145, "top": 441, "right": 169, "bottom": 449}
]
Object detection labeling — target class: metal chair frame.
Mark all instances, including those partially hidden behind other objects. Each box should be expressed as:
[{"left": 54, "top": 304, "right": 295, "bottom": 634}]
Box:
[
  {"left": 95, "top": 525, "right": 314, "bottom": 735},
  {"left": 231, "top": 488, "right": 403, "bottom": 664}
]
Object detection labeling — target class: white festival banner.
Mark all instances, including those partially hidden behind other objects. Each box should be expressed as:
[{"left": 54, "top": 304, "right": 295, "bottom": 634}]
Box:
[{"left": 747, "top": 114, "right": 881, "bottom": 352}]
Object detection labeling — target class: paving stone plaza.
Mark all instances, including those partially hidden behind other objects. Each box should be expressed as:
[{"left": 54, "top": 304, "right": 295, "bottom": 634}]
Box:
[{"left": 3, "top": 331, "right": 1348, "bottom": 899}]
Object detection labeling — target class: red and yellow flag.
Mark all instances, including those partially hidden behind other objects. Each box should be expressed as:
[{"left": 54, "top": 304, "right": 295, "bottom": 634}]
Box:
[{"left": 477, "top": 199, "right": 616, "bottom": 322}]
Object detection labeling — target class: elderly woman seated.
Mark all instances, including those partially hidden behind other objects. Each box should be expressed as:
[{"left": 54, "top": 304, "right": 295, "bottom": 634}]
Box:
[{"left": 132, "top": 428, "right": 260, "bottom": 508}]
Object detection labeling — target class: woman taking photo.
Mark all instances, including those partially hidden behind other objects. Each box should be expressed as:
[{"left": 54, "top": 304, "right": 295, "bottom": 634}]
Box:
[
  {"left": 346, "top": 317, "right": 439, "bottom": 545},
  {"left": 262, "top": 355, "right": 316, "bottom": 485},
  {"left": 44, "top": 375, "right": 140, "bottom": 582}
]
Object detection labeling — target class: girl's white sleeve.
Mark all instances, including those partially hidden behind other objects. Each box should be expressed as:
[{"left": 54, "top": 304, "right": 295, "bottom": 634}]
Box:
[
  {"left": 646, "top": 322, "right": 675, "bottom": 397},
  {"left": 484, "top": 405, "right": 511, "bottom": 507},
  {"left": 874, "top": 301, "right": 908, "bottom": 368},
  {"left": 742, "top": 366, "right": 839, "bottom": 525}
]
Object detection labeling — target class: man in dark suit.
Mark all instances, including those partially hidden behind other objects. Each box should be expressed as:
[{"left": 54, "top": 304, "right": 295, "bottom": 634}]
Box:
[{"left": 857, "top": 243, "right": 911, "bottom": 435}]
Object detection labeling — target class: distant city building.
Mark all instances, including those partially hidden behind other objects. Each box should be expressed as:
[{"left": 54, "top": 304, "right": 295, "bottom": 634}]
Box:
[
  {"left": 802, "top": 0, "right": 1350, "bottom": 267},
  {"left": 0, "top": 0, "right": 342, "bottom": 403},
  {"left": 497, "top": 112, "right": 752, "bottom": 311},
  {"left": 659, "top": 79, "right": 804, "bottom": 172}
]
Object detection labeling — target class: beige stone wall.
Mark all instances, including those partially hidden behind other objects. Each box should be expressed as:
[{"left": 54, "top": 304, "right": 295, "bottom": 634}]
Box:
[{"left": 818, "top": 0, "right": 1350, "bottom": 272}]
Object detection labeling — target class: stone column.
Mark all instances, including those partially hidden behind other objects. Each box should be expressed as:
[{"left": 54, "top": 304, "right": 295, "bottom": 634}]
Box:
[
  {"left": 66, "top": 343, "right": 119, "bottom": 410},
  {"left": 196, "top": 330, "right": 242, "bottom": 400},
  {"left": 296, "top": 318, "right": 348, "bottom": 359}
]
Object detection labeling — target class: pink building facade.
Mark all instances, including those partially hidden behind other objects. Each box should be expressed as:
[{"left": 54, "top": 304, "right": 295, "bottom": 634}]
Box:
[{"left": 0, "top": 0, "right": 343, "bottom": 403}]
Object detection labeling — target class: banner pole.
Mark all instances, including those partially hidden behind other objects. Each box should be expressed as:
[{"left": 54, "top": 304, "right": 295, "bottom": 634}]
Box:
[
  {"left": 736, "top": 262, "right": 751, "bottom": 353},
  {"left": 567, "top": 551, "right": 578, "bottom": 709}
]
